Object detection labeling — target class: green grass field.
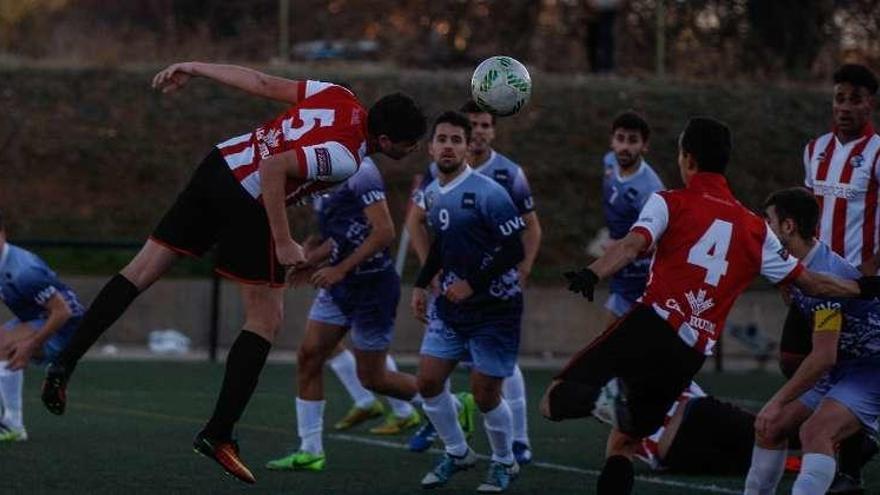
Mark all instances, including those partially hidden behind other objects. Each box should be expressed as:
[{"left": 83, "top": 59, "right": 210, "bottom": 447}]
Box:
[{"left": 2, "top": 362, "right": 877, "bottom": 494}]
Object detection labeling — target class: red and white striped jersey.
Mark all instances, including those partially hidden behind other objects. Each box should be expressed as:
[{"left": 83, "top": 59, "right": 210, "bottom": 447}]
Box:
[
  {"left": 803, "top": 125, "right": 880, "bottom": 267},
  {"left": 636, "top": 381, "right": 706, "bottom": 470},
  {"left": 216, "top": 81, "right": 368, "bottom": 205},
  {"left": 631, "top": 173, "right": 803, "bottom": 355}
]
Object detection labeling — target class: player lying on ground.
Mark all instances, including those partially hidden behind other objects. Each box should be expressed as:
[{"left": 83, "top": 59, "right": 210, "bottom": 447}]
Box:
[
  {"left": 405, "top": 100, "right": 539, "bottom": 464},
  {"left": 541, "top": 117, "right": 880, "bottom": 495},
  {"left": 592, "top": 378, "right": 876, "bottom": 494},
  {"left": 0, "top": 212, "right": 84, "bottom": 442},
  {"left": 265, "top": 153, "right": 422, "bottom": 472},
  {"left": 40, "top": 61, "right": 426, "bottom": 484},
  {"left": 410, "top": 111, "right": 526, "bottom": 493},
  {"left": 744, "top": 187, "right": 880, "bottom": 495}
]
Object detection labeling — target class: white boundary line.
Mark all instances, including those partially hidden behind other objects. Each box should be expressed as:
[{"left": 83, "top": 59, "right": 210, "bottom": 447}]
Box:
[
  {"left": 328, "top": 433, "right": 741, "bottom": 494},
  {"left": 63, "top": 402, "right": 743, "bottom": 494}
]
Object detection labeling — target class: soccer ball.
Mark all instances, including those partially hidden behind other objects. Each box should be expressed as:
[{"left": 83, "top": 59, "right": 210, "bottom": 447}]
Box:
[{"left": 470, "top": 56, "right": 532, "bottom": 117}]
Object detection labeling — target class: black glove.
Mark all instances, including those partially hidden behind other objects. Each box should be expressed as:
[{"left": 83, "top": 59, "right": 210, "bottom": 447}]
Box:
[
  {"left": 857, "top": 276, "right": 880, "bottom": 299},
  {"left": 564, "top": 268, "right": 599, "bottom": 301}
]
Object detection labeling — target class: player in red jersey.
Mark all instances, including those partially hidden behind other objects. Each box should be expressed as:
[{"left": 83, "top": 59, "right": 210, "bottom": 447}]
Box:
[
  {"left": 39, "top": 61, "right": 426, "bottom": 484},
  {"left": 539, "top": 117, "right": 880, "bottom": 495}
]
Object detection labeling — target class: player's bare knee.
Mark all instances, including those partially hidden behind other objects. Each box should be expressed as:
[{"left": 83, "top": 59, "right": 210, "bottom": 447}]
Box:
[
  {"left": 417, "top": 374, "right": 445, "bottom": 398},
  {"left": 798, "top": 416, "right": 831, "bottom": 450},
  {"left": 473, "top": 388, "right": 502, "bottom": 413},
  {"left": 540, "top": 379, "right": 598, "bottom": 421}
]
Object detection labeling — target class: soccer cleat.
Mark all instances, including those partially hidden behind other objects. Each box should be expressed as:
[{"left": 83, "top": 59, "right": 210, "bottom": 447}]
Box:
[
  {"left": 408, "top": 419, "right": 439, "bottom": 452},
  {"left": 369, "top": 411, "right": 421, "bottom": 435},
  {"left": 512, "top": 441, "right": 532, "bottom": 465},
  {"left": 420, "top": 448, "right": 477, "bottom": 489},
  {"left": 784, "top": 455, "right": 802, "bottom": 473},
  {"left": 0, "top": 422, "right": 27, "bottom": 442},
  {"left": 827, "top": 473, "right": 864, "bottom": 495},
  {"left": 456, "top": 392, "right": 477, "bottom": 439},
  {"left": 193, "top": 431, "right": 256, "bottom": 484},
  {"left": 41, "top": 362, "right": 69, "bottom": 416},
  {"left": 591, "top": 378, "right": 634, "bottom": 432},
  {"left": 477, "top": 460, "right": 520, "bottom": 493},
  {"left": 265, "top": 450, "right": 326, "bottom": 471},
  {"left": 333, "top": 401, "right": 385, "bottom": 431}
]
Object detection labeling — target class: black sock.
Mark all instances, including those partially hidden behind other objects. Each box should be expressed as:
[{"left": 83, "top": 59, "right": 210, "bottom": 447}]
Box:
[
  {"left": 203, "top": 330, "right": 271, "bottom": 441},
  {"left": 597, "top": 455, "right": 634, "bottom": 495},
  {"left": 57, "top": 273, "right": 140, "bottom": 373}
]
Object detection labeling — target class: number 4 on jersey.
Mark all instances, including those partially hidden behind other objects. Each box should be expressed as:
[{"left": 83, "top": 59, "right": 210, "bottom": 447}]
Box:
[{"left": 687, "top": 220, "right": 733, "bottom": 286}]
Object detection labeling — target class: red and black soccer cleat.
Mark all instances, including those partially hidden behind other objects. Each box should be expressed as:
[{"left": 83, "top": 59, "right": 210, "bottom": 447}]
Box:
[{"left": 193, "top": 431, "right": 256, "bottom": 484}]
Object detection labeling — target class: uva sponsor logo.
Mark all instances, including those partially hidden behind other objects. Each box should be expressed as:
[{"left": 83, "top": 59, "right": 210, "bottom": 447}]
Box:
[
  {"left": 493, "top": 169, "right": 510, "bottom": 182},
  {"left": 523, "top": 196, "right": 535, "bottom": 211},
  {"left": 461, "top": 192, "right": 477, "bottom": 209},
  {"left": 360, "top": 190, "right": 386, "bottom": 205},
  {"left": 499, "top": 216, "right": 526, "bottom": 236},
  {"left": 315, "top": 148, "right": 332, "bottom": 177}
]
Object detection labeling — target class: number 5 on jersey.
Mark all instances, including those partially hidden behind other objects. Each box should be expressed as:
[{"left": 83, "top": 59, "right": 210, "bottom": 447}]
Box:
[{"left": 687, "top": 219, "right": 732, "bottom": 286}]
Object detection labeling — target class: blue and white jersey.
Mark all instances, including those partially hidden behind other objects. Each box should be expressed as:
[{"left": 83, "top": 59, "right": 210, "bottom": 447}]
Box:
[
  {"left": 313, "top": 157, "right": 393, "bottom": 276},
  {"left": 602, "top": 151, "right": 664, "bottom": 296},
  {"left": 414, "top": 150, "right": 534, "bottom": 215},
  {"left": 421, "top": 167, "right": 525, "bottom": 322},
  {"left": 791, "top": 242, "right": 880, "bottom": 360},
  {"left": 0, "top": 243, "right": 84, "bottom": 324}
]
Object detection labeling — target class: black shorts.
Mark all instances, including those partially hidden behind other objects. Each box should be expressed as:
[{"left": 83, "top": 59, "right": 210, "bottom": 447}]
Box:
[
  {"left": 662, "top": 396, "right": 755, "bottom": 475},
  {"left": 780, "top": 303, "right": 812, "bottom": 355},
  {"left": 556, "top": 304, "right": 706, "bottom": 437},
  {"left": 151, "top": 148, "right": 285, "bottom": 286}
]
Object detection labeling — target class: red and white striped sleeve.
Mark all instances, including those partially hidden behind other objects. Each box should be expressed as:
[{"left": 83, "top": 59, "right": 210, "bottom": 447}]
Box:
[
  {"left": 630, "top": 192, "right": 669, "bottom": 248},
  {"left": 760, "top": 225, "right": 804, "bottom": 285},
  {"left": 803, "top": 140, "right": 814, "bottom": 189}
]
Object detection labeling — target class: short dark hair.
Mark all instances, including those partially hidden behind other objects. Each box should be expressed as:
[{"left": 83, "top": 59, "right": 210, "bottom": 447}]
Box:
[
  {"left": 367, "top": 93, "right": 427, "bottom": 143},
  {"left": 459, "top": 100, "right": 497, "bottom": 125},
  {"left": 763, "top": 187, "right": 819, "bottom": 240},
  {"left": 833, "top": 64, "right": 878, "bottom": 95},
  {"left": 431, "top": 111, "right": 472, "bottom": 141},
  {"left": 680, "top": 117, "right": 732, "bottom": 174},
  {"left": 611, "top": 111, "right": 650, "bottom": 141}
]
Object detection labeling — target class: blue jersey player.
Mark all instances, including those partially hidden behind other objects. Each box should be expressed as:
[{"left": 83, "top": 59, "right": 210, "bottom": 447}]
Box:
[
  {"left": 406, "top": 100, "right": 539, "bottom": 465},
  {"left": 265, "top": 157, "right": 422, "bottom": 472},
  {"left": 412, "top": 111, "right": 525, "bottom": 493},
  {"left": 0, "top": 212, "right": 83, "bottom": 441},
  {"left": 746, "top": 188, "right": 880, "bottom": 495},
  {"left": 601, "top": 111, "right": 664, "bottom": 324}
]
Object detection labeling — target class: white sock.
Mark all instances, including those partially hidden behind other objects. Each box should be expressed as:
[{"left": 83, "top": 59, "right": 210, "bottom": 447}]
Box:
[
  {"left": 744, "top": 446, "right": 787, "bottom": 495},
  {"left": 446, "top": 379, "right": 462, "bottom": 410},
  {"left": 423, "top": 392, "right": 468, "bottom": 457},
  {"left": 502, "top": 364, "right": 529, "bottom": 445},
  {"left": 296, "top": 398, "right": 325, "bottom": 455},
  {"left": 328, "top": 350, "right": 375, "bottom": 409},
  {"left": 0, "top": 361, "right": 23, "bottom": 430},
  {"left": 382, "top": 355, "right": 415, "bottom": 418},
  {"left": 792, "top": 453, "right": 836, "bottom": 495},
  {"left": 483, "top": 399, "right": 514, "bottom": 464}
]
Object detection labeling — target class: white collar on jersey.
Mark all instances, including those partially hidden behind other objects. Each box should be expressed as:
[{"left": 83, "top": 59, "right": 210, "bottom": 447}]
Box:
[
  {"left": 801, "top": 241, "right": 822, "bottom": 267},
  {"left": 614, "top": 159, "right": 647, "bottom": 183},
  {"left": 473, "top": 149, "right": 497, "bottom": 174},
  {"left": 437, "top": 165, "right": 474, "bottom": 194},
  {"left": 0, "top": 243, "right": 9, "bottom": 272}
]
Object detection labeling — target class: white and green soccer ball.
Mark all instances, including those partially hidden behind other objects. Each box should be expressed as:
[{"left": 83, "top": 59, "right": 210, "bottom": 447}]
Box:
[{"left": 470, "top": 56, "right": 532, "bottom": 117}]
